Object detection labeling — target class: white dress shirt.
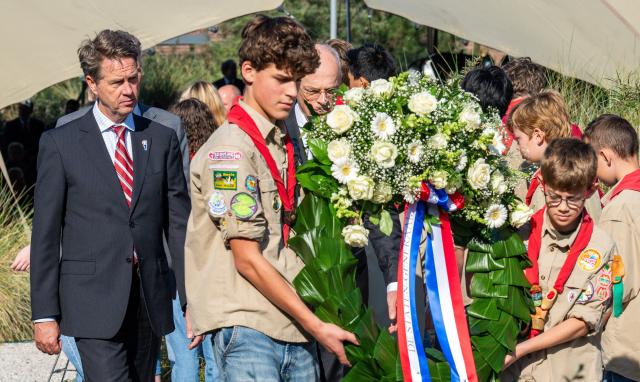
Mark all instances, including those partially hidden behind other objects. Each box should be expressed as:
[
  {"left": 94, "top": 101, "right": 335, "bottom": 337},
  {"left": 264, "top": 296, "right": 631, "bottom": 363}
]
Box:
[
  {"left": 294, "top": 103, "right": 313, "bottom": 160},
  {"left": 92, "top": 102, "right": 136, "bottom": 160}
]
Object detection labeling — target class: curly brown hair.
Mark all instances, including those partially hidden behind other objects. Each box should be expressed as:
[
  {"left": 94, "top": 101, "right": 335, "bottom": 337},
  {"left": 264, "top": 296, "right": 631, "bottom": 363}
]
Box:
[
  {"left": 238, "top": 15, "right": 319, "bottom": 80},
  {"left": 170, "top": 98, "right": 217, "bottom": 156},
  {"left": 502, "top": 57, "right": 547, "bottom": 98}
]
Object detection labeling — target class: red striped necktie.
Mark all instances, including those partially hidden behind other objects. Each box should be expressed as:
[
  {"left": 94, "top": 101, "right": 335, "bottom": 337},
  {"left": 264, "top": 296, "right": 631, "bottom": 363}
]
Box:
[{"left": 112, "top": 125, "right": 134, "bottom": 207}]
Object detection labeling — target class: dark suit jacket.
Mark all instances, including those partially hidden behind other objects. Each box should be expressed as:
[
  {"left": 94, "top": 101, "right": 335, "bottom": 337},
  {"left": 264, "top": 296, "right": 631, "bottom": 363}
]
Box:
[
  {"left": 282, "top": 105, "right": 401, "bottom": 285},
  {"left": 30, "top": 111, "right": 190, "bottom": 339},
  {"left": 56, "top": 104, "right": 189, "bottom": 183}
]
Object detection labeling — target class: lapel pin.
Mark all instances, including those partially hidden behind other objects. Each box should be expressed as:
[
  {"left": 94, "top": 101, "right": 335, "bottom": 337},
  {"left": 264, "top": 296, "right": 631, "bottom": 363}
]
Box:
[{"left": 142, "top": 139, "right": 148, "bottom": 151}]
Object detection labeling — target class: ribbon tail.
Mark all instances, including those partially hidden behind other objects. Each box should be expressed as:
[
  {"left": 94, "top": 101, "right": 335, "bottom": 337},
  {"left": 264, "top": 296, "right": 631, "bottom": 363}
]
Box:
[{"left": 613, "top": 282, "right": 624, "bottom": 318}]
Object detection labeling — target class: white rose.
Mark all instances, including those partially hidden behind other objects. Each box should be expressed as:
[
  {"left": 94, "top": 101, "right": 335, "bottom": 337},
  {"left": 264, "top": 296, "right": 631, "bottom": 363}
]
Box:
[
  {"left": 372, "top": 182, "right": 393, "bottom": 204},
  {"left": 326, "top": 105, "right": 357, "bottom": 134},
  {"left": 327, "top": 139, "right": 351, "bottom": 163},
  {"left": 408, "top": 92, "right": 439, "bottom": 116},
  {"left": 343, "top": 87, "right": 365, "bottom": 104},
  {"left": 369, "top": 79, "right": 393, "bottom": 97},
  {"left": 429, "top": 133, "right": 448, "bottom": 150},
  {"left": 429, "top": 170, "right": 448, "bottom": 190},
  {"left": 459, "top": 104, "right": 481, "bottom": 129},
  {"left": 467, "top": 158, "right": 491, "bottom": 190},
  {"left": 510, "top": 202, "right": 534, "bottom": 228},
  {"left": 370, "top": 141, "right": 398, "bottom": 168},
  {"left": 347, "top": 175, "right": 374, "bottom": 201},
  {"left": 407, "top": 141, "right": 424, "bottom": 164},
  {"left": 490, "top": 171, "right": 508, "bottom": 195},
  {"left": 342, "top": 224, "right": 369, "bottom": 247}
]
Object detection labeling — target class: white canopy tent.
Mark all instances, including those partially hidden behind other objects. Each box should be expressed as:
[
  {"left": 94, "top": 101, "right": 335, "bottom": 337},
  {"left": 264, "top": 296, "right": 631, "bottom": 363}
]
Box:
[
  {"left": 0, "top": 0, "right": 283, "bottom": 110},
  {"left": 365, "top": 0, "right": 640, "bottom": 89}
]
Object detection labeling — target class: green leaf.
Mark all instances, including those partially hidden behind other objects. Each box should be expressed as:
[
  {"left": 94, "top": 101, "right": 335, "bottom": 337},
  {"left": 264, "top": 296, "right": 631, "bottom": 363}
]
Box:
[
  {"left": 379, "top": 210, "right": 393, "bottom": 236},
  {"left": 424, "top": 348, "right": 448, "bottom": 363},
  {"left": 426, "top": 358, "right": 452, "bottom": 382},
  {"left": 292, "top": 264, "right": 329, "bottom": 307},
  {"left": 368, "top": 214, "right": 380, "bottom": 225},
  {"left": 466, "top": 239, "right": 494, "bottom": 255},
  {"left": 471, "top": 335, "right": 508, "bottom": 373},
  {"left": 489, "top": 258, "right": 531, "bottom": 288},
  {"left": 297, "top": 160, "right": 332, "bottom": 176},
  {"left": 373, "top": 329, "right": 398, "bottom": 375},
  {"left": 486, "top": 311, "right": 520, "bottom": 352},
  {"left": 468, "top": 316, "right": 491, "bottom": 336},
  {"left": 338, "top": 288, "right": 364, "bottom": 330},
  {"left": 465, "top": 250, "right": 506, "bottom": 272},
  {"left": 307, "top": 138, "right": 331, "bottom": 165},
  {"left": 342, "top": 360, "right": 380, "bottom": 382},
  {"left": 467, "top": 298, "right": 500, "bottom": 320},
  {"left": 491, "top": 232, "right": 527, "bottom": 258},
  {"left": 469, "top": 273, "right": 509, "bottom": 298},
  {"left": 287, "top": 235, "right": 315, "bottom": 265},
  {"left": 473, "top": 352, "right": 497, "bottom": 382},
  {"left": 496, "top": 286, "right": 535, "bottom": 322}
]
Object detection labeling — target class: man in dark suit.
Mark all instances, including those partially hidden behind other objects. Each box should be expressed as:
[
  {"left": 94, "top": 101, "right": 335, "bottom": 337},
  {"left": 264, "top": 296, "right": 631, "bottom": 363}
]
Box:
[
  {"left": 212, "top": 59, "right": 245, "bottom": 93},
  {"left": 30, "top": 30, "right": 190, "bottom": 381}
]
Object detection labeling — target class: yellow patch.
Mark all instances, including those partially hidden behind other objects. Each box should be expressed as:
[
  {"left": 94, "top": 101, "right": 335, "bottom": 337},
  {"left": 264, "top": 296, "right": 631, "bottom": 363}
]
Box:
[{"left": 577, "top": 248, "right": 602, "bottom": 272}]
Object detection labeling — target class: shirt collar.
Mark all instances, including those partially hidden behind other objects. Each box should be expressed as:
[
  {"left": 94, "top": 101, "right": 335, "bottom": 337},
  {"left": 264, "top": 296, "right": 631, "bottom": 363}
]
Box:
[
  {"left": 294, "top": 103, "right": 308, "bottom": 128},
  {"left": 133, "top": 104, "right": 142, "bottom": 116},
  {"left": 238, "top": 99, "right": 279, "bottom": 141},
  {"left": 93, "top": 101, "right": 136, "bottom": 133},
  {"left": 542, "top": 210, "right": 582, "bottom": 249}
]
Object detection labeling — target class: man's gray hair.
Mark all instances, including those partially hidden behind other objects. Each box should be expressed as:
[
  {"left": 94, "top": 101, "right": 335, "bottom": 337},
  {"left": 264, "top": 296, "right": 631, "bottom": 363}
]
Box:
[
  {"left": 315, "top": 43, "right": 342, "bottom": 81},
  {"left": 78, "top": 30, "right": 141, "bottom": 80}
]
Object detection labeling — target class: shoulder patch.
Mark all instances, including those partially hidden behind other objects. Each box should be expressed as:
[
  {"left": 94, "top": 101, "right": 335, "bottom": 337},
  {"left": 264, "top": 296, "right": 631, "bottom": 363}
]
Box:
[
  {"left": 213, "top": 170, "right": 237, "bottom": 190},
  {"left": 576, "top": 281, "right": 595, "bottom": 304},
  {"left": 245, "top": 175, "right": 258, "bottom": 193},
  {"left": 208, "top": 192, "right": 227, "bottom": 216},
  {"left": 230, "top": 192, "right": 258, "bottom": 219},
  {"left": 209, "top": 151, "right": 242, "bottom": 161},
  {"left": 577, "top": 248, "right": 602, "bottom": 272}
]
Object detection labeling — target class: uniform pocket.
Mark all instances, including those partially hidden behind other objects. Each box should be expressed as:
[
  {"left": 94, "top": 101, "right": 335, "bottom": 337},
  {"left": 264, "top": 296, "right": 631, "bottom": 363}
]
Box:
[{"left": 60, "top": 259, "right": 96, "bottom": 275}]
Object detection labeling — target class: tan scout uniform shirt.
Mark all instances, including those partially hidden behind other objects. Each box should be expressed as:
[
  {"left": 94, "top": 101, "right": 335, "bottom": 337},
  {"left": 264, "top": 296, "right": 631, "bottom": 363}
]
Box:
[
  {"left": 529, "top": 181, "right": 602, "bottom": 223},
  {"left": 600, "top": 184, "right": 640, "bottom": 379},
  {"left": 502, "top": 212, "right": 615, "bottom": 382},
  {"left": 184, "top": 101, "right": 307, "bottom": 342}
]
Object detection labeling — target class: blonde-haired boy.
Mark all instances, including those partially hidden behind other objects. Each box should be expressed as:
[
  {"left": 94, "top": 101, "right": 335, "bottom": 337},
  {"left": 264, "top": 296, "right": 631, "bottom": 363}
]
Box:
[
  {"left": 507, "top": 90, "right": 601, "bottom": 221},
  {"left": 502, "top": 138, "right": 615, "bottom": 381}
]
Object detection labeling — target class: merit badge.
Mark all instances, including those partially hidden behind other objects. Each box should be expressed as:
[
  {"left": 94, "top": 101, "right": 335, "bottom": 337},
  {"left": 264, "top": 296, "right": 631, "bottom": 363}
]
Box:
[
  {"left": 214, "top": 170, "right": 237, "bottom": 190},
  {"left": 567, "top": 290, "right": 577, "bottom": 304},
  {"left": 577, "top": 248, "right": 602, "bottom": 272},
  {"left": 576, "top": 281, "right": 595, "bottom": 304},
  {"left": 208, "top": 192, "right": 227, "bottom": 216},
  {"left": 230, "top": 192, "right": 258, "bottom": 219},
  {"left": 273, "top": 195, "right": 282, "bottom": 212},
  {"left": 596, "top": 285, "right": 611, "bottom": 301},
  {"left": 245, "top": 175, "right": 258, "bottom": 193},
  {"left": 209, "top": 151, "right": 242, "bottom": 161}
]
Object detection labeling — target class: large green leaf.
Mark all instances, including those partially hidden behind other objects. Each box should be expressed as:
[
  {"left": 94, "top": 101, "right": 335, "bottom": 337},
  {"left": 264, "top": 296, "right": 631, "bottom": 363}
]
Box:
[
  {"left": 467, "top": 298, "right": 500, "bottom": 320},
  {"left": 496, "top": 286, "right": 535, "bottom": 322},
  {"left": 426, "top": 358, "right": 452, "bottom": 382},
  {"left": 292, "top": 193, "right": 331, "bottom": 234},
  {"left": 488, "top": 257, "right": 531, "bottom": 288},
  {"left": 486, "top": 311, "right": 520, "bottom": 352},
  {"left": 473, "top": 352, "right": 496, "bottom": 382},
  {"left": 338, "top": 288, "right": 364, "bottom": 330},
  {"left": 292, "top": 263, "right": 329, "bottom": 306},
  {"left": 465, "top": 250, "right": 505, "bottom": 272},
  {"left": 468, "top": 316, "right": 491, "bottom": 336},
  {"left": 491, "top": 232, "right": 527, "bottom": 259},
  {"left": 466, "top": 239, "right": 494, "bottom": 255},
  {"left": 471, "top": 335, "right": 508, "bottom": 373},
  {"left": 307, "top": 138, "right": 331, "bottom": 165},
  {"left": 296, "top": 160, "right": 332, "bottom": 176},
  {"left": 342, "top": 360, "right": 380, "bottom": 382},
  {"left": 373, "top": 329, "right": 398, "bottom": 376},
  {"left": 287, "top": 235, "right": 315, "bottom": 265},
  {"left": 469, "top": 273, "right": 509, "bottom": 299},
  {"left": 379, "top": 209, "right": 393, "bottom": 236}
]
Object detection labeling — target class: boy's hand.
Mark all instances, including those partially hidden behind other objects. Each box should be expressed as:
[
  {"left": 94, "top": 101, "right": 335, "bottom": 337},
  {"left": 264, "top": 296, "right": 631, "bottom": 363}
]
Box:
[
  {"left": 310, "top": 322, "right": 359, "bottom": 366},
  {"left": 503, "top": 352, "right": 517, "bottom": 370}
]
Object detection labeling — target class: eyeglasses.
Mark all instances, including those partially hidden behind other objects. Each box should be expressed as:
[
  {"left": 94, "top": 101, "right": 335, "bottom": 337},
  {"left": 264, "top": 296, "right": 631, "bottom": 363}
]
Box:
[
  {"left": 543, "top": 191, "right": 585, "bottom": 209},
  {"left": 300, "top": 86, "right": 338, "bottom": 102}
]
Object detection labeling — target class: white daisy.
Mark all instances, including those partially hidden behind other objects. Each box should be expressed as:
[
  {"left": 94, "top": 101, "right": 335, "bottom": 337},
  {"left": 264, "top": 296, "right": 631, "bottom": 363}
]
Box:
[
  {"left": 371, "top": 112, "right": 396, "bottom": 139},
  {"left": 485, "top": 204, "right": 508, "bottom": 229},
  {"left": 331, "top": 159, "right": 359, "bottom": 185},
  {"left": 407, "top": 141, "right": 424, "bottom": 163},
  {"left": 456, "top": 151, "right": 468, "bottom": 171}
]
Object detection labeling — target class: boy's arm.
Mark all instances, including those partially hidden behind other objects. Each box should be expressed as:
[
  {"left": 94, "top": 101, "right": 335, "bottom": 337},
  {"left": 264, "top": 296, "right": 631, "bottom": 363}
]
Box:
[
  {"left": 504, "top": 317, "right": 589, "bottom": 369},
  {"left": 230, "top": 238, "right": 358, "bottom": 365}
]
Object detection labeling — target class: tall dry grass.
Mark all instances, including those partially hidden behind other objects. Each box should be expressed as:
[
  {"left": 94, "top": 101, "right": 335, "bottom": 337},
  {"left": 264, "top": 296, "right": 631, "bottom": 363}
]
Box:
[{"left": 0, "top": 180, "right": 32, "bottom": 342}]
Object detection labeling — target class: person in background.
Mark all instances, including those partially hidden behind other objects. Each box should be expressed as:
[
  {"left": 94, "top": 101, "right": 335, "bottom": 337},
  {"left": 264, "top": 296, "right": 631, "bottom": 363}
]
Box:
[
  {"left": 171, "top": 99, "right": 218, "bottom": 159},
  {"left": 325, "top": 38, "right": 352, "bottom": 87},
  {"left": 346, "top": 44, "right": 397, "bottom": 88},
  {"left": 217, "top": 84, "right": 241, "bottom": 113},
  {"left": 461, "top": 66, "right": 513, "bottom": 119},
  {"left": 212, "top": 59, "right": 245, "bottom": 93},
  {"left": 179, "top": 81, "right": 226, "bottom": 128},
  {"left": 502, "top": 57, "right": 546, "bottom": 123}
]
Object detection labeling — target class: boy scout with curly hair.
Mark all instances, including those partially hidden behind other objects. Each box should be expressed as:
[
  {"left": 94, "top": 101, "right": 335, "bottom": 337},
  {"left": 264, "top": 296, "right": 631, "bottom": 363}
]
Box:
[{"left": 184, "top": 15, "right": 357, "bottom": 381}]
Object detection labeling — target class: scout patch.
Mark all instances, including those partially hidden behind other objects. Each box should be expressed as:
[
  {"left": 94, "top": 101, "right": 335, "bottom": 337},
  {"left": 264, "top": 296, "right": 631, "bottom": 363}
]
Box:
[
  {"left": 596, "top": 285, "right": 611, "bottom": 301},
  {"left": 214, "top": 171, "right": 237, "bottom": 190},
  {"left": 230, "top": 192, "right": 258, "bottom": 219},
  {"left": 208, "top": 192, "right": 227, "bottom": 216},
  {"left": 273, "top": 195, "right": 282, "bottom": 212},
  {"left": 245, "top": 175, "right": 257, "bottom": 193},
  {"left": 567, "top": 290, "right": 577, "bottom": 304},
  {"left": 597, "top": 264, "right": 612, "bottom": 288},
  {"left": 576, "top": 281, "right": 595, "bottom": 304},
  {"left": 209, "top": 151, "right": 242, "bottom": 161},
  {"left": 577, "top": 248, "right": 602, "bottom": 272}
]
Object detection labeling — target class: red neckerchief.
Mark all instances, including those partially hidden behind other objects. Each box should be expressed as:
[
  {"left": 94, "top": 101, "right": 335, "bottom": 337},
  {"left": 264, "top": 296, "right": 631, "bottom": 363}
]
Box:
[
  {"left": 227, "top": 101, "right": 297, "bottom": 244},
  {"left": 608, "top": 169, "right": 640, "bottom": 202},
  {"left": 570, "top": 123, "right": 583, "bottom": 139},
  {"left": 525, "top": 169, "right": 542, "bottom": 207},
  {"left": 525, "top": 207, "right": 594, "bottom": 292},
  {"left": 501, "top": 97, "right": 526, "bottom": 150}
]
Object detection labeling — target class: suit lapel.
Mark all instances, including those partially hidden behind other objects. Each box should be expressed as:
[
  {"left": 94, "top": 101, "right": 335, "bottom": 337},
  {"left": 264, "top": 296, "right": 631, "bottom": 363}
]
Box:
[
  {"left": 130, "top": 115, "right": 151, "bottom": 214},
  {"left": 78, "top": 112, "right": 130, "bottom": 212}
]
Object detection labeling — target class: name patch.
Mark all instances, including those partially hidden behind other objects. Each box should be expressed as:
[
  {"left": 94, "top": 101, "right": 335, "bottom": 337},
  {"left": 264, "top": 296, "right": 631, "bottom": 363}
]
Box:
[{"left": 209, "top": 151, "right": 242, "bottom": 161}]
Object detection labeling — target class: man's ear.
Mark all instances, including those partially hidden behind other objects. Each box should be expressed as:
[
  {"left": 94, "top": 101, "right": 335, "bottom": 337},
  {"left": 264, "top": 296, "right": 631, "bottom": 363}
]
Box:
[
  {"left": 85, "top": 75, "right": 98, "bottom": 96},
  {"left": 240, "top": 61, "right": 256, "bottom": 85}
]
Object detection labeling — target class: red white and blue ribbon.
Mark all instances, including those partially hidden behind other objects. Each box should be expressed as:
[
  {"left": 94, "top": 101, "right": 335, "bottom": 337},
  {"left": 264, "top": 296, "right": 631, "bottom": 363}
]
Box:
[{"left": 397, "top": 183, "right": 477, "bottom": 382}]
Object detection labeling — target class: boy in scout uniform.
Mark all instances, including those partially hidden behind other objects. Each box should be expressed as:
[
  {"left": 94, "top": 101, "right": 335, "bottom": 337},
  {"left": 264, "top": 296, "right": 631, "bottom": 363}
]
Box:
[
  {"left": 184, "top": 15, "right": 357, "bottom": 381},
  {"left": 502, "top": 138, "right": 616, "bottom": 382},
  {"left": 507, "top": 90, "right": 601, "bottom": 220},
  {"left": 584, "top": 115, "right": 640, "bottom": 382}
]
